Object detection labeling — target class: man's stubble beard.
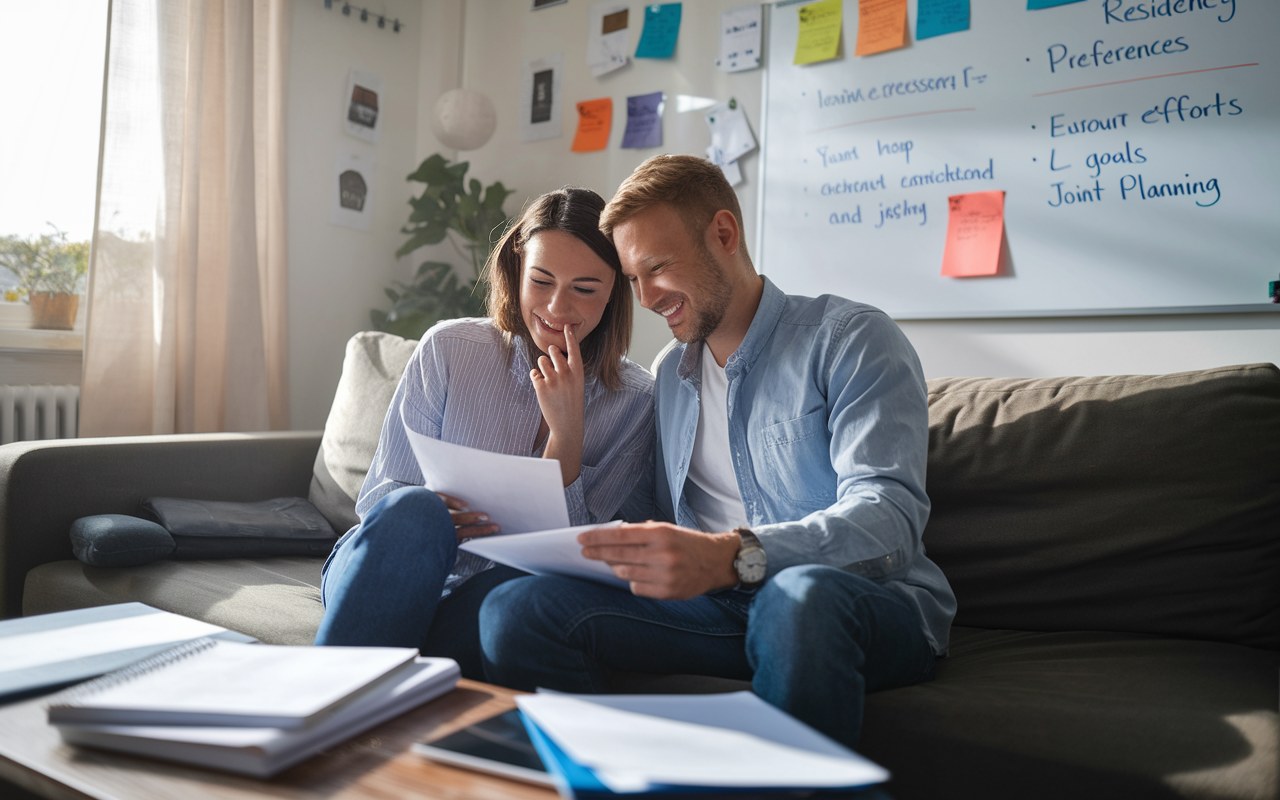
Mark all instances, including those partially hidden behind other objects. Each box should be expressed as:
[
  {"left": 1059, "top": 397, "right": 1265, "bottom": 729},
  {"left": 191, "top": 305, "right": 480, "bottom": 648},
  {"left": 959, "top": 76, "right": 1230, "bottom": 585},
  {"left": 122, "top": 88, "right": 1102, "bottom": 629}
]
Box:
[{"left": 674, "top": 246, "right": 734, "bottom": 344}]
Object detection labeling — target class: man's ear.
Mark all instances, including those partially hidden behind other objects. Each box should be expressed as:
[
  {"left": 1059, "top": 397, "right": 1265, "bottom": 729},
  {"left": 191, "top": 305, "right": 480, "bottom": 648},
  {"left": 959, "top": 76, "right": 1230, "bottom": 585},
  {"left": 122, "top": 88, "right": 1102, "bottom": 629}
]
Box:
[{"left": 706, "top": 209, "right": 740, "bottom": 257}]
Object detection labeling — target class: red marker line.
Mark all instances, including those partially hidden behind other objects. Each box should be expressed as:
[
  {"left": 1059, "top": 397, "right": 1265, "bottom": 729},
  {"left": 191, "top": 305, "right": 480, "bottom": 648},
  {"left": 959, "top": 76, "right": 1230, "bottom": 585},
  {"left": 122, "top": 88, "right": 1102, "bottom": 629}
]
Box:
[
  {"left": 1031, "top": 63, "right": 1259, "bottom": 97},
  {"left": 810, "top": 107, "right": 977, "bottom": 134}
]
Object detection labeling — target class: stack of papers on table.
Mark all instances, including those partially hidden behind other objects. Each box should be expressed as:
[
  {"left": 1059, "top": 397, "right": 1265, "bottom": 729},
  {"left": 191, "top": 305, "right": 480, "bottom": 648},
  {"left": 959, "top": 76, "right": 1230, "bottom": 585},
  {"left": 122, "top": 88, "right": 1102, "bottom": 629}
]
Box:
[
  {"left": 516, "top": 691, "right": 889, "bottom": 798},
  {"left": 49, "top": 639, "right": 460, "bottom": 777}
]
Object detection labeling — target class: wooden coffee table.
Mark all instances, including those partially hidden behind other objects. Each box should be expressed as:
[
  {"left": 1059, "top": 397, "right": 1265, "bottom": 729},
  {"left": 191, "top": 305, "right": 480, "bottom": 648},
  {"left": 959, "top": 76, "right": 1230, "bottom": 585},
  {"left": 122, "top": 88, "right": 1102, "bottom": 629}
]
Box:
[{"left": 0, "top": 679, "right": 557, "bottom": 800}]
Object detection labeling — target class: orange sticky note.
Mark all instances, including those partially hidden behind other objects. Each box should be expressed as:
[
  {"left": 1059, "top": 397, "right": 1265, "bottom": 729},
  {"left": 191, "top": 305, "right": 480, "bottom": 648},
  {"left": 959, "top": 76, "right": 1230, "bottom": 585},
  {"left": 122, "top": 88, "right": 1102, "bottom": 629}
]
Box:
[
  {"left": 941, "top": 191, "right": 1006, "bottom": 278},
  {"left": 855, "top": 0, "right": 908, "bottom": 56},
  {"left": 572, "top": 98, "right": 612, "bottom": 152}
]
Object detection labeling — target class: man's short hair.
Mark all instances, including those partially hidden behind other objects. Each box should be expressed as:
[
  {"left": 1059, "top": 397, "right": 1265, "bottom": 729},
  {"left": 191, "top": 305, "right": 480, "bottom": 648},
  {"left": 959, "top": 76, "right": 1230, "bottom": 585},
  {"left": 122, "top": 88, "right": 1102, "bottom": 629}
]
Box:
[{"left": 600, "top": 155, "right": 747, "bottom": 257}]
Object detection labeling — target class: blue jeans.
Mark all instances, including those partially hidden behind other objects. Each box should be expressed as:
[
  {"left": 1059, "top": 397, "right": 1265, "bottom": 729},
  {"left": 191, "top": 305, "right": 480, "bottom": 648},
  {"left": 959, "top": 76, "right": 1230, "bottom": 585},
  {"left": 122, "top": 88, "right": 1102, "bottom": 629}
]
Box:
[
  {"left": 315, "top": 486, "right": 528, "bottom": 679},
  {"left": 479, "top": 564, "right": 936, "bottom": 749}
]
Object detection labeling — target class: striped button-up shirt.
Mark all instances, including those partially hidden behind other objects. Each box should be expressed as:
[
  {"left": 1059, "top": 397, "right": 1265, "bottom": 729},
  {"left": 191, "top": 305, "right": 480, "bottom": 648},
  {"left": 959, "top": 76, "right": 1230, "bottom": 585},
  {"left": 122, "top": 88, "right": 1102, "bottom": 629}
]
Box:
[{"left": 349, "top": 317, "right": 655, "bottom": 594}]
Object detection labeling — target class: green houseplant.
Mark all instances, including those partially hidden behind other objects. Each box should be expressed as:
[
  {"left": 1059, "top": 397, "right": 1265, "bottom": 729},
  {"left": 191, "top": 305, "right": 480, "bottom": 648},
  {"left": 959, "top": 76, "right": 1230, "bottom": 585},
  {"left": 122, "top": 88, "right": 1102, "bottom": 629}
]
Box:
[
  {"left": 0, "top": 226, "right": 90, "bottom": 330},
  {"left": 371, "top": 154, "right": 517, "bottom": 340}
]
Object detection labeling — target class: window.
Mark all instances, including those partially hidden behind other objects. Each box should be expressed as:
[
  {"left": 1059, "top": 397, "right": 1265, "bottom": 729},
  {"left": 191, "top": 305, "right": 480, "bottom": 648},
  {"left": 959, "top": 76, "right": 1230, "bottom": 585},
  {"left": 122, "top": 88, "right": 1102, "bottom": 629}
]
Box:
[{"left": 0, "top": 1, "right": 108, "bottom": 347}]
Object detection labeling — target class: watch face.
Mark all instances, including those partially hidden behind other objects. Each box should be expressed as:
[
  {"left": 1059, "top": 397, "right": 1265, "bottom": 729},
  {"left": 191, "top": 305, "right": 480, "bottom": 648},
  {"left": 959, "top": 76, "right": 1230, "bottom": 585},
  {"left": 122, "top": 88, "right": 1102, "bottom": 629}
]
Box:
[{"left": 736, "top": 548, "right": 767, "bottom": 584}]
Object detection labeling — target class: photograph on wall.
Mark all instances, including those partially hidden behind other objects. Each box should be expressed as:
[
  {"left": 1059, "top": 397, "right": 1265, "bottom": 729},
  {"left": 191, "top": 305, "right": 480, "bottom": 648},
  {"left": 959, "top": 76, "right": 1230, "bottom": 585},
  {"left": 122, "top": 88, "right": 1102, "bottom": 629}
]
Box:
[
  {"left": 519, "top": 53, "right": 563, "bottom": 143},
  {"left": 330, "top": 146, "right": 376, "bottom": 232},
  {"left": 587, "top": 1, "right": 629, "bottom": 76},
  {"left": 344, "top": 69, "right": 383, "bottom": 144}
]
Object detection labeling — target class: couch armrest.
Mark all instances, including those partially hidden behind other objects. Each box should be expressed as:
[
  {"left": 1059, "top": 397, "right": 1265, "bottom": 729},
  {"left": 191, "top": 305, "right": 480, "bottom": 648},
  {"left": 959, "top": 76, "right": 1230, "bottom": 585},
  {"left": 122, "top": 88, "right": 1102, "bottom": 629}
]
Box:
[{"left": 0, "top": 431, "right": 323, "bottom": 618}]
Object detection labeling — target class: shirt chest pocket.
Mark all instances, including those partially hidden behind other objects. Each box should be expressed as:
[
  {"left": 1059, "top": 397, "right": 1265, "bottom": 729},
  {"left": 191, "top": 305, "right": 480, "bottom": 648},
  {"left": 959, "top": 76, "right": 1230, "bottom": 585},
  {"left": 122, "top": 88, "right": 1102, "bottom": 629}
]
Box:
[{"left": 759, "top": 410, "right": 834, "bottom": 507}]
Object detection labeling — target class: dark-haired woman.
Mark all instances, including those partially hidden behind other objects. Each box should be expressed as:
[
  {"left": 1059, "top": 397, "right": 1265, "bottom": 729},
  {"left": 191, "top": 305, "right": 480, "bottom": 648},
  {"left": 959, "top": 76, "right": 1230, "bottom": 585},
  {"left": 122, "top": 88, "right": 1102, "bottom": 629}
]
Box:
[{"left": 314, "top": 188, "right": 653, "bottom": 678}]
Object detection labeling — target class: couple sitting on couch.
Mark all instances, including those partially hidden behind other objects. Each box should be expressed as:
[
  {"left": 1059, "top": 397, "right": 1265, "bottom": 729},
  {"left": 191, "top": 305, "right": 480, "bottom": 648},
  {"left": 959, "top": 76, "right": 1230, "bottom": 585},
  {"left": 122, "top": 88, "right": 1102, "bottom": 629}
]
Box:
[{"left": 314, "top": 154, "right": 957, "bottom": 749}]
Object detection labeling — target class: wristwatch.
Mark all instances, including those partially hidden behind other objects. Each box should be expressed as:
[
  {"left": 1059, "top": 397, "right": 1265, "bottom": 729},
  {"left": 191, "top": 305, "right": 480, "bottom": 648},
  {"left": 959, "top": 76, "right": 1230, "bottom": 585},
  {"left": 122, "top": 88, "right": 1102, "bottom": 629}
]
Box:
[{"left": 732, "top": 527, "right": 768, "bottom": 590}]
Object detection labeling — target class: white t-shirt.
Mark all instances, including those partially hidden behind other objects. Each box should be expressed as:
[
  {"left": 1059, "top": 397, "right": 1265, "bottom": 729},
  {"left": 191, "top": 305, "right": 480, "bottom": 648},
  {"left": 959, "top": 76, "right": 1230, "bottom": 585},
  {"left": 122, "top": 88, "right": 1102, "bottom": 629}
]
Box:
[{"left": 685, "top": 343, "right": 750, "bottom": 533}]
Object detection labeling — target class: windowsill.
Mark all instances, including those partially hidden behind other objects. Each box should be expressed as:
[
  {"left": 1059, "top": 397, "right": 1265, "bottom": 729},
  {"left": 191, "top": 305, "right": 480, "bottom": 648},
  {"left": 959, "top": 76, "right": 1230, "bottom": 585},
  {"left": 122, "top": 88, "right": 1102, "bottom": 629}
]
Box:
[{"left": 0, "top": 302, "right": 85, "bottom": 352}]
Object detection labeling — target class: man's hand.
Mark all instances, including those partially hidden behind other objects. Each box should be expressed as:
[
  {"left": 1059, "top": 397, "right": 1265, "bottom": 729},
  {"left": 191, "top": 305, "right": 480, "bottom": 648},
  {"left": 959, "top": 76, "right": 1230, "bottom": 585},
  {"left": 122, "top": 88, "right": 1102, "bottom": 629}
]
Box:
[
  {"left": 579, "top": 521, "right": 741, "bottom": 600},
  {"left": 436, "top": 492, "right": 500, "bottom": 542},
  {"left": 531, "top": 325, "right": 586, "bottom": 486}
]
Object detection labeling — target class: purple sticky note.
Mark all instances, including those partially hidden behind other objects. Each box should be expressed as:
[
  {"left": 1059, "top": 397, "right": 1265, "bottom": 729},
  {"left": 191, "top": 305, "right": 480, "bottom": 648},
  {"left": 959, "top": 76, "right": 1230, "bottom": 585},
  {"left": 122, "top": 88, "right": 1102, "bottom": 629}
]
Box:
[{"left": 621, "top": 91, "right": 665, "bottom": 149}]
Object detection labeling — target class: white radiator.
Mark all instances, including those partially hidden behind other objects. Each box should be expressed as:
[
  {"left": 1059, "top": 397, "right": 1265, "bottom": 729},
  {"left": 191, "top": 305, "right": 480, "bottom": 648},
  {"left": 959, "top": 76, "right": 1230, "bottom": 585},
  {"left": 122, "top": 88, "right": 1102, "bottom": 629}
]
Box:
[{"left": 0, "top": 385, "right": 80, "bottom": 445}]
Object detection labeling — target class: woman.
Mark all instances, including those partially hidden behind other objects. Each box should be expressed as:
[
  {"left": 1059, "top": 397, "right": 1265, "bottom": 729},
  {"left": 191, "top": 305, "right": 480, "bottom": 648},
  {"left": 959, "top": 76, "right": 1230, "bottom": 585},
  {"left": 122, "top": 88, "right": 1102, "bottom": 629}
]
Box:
[{"left": 314, "top": 188, "right": 654, "bottom": 679}]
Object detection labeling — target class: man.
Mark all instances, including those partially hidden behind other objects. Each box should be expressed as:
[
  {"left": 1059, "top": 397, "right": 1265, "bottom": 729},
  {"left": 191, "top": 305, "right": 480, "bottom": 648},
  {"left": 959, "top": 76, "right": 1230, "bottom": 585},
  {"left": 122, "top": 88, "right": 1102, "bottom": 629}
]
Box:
[{"left": 479, "top": 155, "right": 955, "bottom": 749}]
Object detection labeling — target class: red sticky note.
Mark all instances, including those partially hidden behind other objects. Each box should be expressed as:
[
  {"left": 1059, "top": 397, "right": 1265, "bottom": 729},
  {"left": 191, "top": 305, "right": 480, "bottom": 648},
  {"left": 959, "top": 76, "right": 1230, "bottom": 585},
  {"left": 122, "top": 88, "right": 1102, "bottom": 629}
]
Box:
[
  {"left": 855, "top": 0, "right": 908, "bottom": 57},
  {"left": 572, "top": 98, "right": 612, "bottom": 152},
  {"left": 941, "top": 191, "right": 1006, "bottom": 278}
]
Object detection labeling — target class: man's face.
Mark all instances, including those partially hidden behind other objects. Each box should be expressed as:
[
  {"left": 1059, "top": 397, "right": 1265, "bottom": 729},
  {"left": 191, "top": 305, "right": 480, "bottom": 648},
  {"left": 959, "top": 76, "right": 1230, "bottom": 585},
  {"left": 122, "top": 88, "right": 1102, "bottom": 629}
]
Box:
[{"left": 613, "top": 204, "right": 732, "bottom": 344}]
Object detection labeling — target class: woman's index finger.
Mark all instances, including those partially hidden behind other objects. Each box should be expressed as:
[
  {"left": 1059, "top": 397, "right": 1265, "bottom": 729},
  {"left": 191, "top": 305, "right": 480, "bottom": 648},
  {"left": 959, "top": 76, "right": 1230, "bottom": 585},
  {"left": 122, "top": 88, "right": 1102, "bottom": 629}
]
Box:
[{"left": 564, "top": 323, "right": 581, "bottom": 365}]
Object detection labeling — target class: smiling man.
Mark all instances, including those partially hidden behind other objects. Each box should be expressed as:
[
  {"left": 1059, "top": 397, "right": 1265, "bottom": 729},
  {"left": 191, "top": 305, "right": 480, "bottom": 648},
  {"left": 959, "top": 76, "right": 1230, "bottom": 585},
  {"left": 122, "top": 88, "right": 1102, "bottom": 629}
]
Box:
[{"left": 479, "top": 155, "right": 956, "bottom": 749}]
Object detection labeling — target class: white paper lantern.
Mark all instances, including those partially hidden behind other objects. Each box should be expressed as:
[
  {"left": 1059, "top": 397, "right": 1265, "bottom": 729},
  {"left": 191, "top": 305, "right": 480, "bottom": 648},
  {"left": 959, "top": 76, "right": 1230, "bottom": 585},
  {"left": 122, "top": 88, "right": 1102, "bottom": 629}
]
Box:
[{"left": 431, "top": 88, "right": 497, "bottom": 151}]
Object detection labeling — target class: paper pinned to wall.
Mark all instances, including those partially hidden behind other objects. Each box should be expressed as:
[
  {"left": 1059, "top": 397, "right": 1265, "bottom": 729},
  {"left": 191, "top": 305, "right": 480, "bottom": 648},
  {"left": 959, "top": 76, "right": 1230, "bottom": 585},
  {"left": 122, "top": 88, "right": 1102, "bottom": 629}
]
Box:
[
  {"left": 621, "top": 91, "right": 664, "bottom": 149},
  {"left": 717, "top": 5, "right": 762, "bottom": 73},
  {"left": 572, "top": 98, "right": 613, "bottom": 152},
  {"left": 635, "top": 3, "right": 682, "bottom": 59},
  {"left": 587, "top": 2, "right": 630, "bottom": 77},
  {"left": 916, "top": 0, "right": 969, "bottom": 40},
  {"left": 793, "top": 0, "right": 842, "bottom": 65},
  {"left": 343, "top": 69, "right": 383, "bottom": 144},
  {"left": 330, "top": 146, "right": 375, "bottom": 232},
  {"left": 707, "top": 146, "right": 743, "bottom": 187},
  {"left": 705, "top": 101, "right": 756, "bottom": 166},
  {"left": 854, "top": 0, "right": 908, "bottom": 57},
  {"left": 520, "top": 53, "right": 564, "bottom": 143},
  {"left": 941, "top": 191, "right": 1006, "bottom": 278}
]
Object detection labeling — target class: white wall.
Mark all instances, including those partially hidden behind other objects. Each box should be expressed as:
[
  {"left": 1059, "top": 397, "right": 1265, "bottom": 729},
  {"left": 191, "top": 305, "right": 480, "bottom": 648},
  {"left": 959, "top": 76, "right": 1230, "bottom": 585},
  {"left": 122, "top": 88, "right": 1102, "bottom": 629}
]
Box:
[{"left": 286, "top": 0, "right": 424, "bottom": 430}]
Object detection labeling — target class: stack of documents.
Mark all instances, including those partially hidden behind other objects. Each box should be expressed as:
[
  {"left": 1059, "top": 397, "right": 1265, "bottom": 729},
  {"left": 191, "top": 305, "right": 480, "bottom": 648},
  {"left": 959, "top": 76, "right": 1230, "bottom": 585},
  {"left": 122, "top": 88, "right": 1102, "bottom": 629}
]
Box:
[
  {"left": 48, "top": 639, "right": 460, "bottom": 777},
  {"left": 516, "top": 691, "right": 889, "bottom": 798}
]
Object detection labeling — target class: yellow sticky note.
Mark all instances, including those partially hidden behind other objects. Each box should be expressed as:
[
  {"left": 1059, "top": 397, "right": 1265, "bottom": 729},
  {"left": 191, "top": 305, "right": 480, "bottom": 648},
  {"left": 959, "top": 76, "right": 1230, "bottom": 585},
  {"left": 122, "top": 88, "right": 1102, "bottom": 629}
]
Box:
[
  {"left": 794, "top": 0, "right": 842, "bottom": 65},
  {"left": 572, "top": 98, "right": 612, "bottom": 152},
  {"left": 855, "top": 0, "right": 907, "bottom": 57}
]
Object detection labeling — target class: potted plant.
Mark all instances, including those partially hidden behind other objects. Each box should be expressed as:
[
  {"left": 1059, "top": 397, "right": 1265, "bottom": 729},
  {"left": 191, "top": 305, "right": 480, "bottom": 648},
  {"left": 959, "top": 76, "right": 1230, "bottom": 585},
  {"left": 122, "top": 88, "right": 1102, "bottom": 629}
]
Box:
[
  {"left": 370, "top": 154, "right": 516, "bottom": 340},
  {"left": 0, "top": 226, "right": 90, "bottom": 330}
]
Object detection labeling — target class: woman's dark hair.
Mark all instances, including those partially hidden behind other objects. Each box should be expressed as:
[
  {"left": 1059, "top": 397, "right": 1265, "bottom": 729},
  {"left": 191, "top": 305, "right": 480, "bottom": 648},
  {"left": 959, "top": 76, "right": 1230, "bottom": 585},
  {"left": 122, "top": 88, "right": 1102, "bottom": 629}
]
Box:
[{"left": 485, "top": 187, "right": 632, "bottom": 391}]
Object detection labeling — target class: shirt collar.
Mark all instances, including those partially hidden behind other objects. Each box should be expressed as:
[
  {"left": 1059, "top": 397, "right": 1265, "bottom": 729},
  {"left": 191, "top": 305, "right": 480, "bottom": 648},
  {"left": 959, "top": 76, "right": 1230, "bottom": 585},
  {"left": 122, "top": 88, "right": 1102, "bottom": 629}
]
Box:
[{"left": 676, "top": 275, "right": 786, "bottom": 382}]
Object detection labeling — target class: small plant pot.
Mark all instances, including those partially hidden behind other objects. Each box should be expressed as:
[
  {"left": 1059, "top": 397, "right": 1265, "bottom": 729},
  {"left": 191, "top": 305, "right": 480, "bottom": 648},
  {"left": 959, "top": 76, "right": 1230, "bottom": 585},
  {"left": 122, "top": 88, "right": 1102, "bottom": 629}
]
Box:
[{"left": 29, "top": 292, "right": 80, "bottom": 330}]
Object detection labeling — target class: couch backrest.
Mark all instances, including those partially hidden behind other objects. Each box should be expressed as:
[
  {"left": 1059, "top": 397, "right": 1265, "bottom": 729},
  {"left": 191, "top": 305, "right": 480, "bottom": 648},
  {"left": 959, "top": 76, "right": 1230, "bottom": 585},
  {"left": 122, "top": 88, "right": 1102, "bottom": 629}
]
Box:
[
  {"left": 923, "top": 364, "right": 1280, "bottom": 650},
  {"left": 308, "top": 332, "right": 419, "bottom": 535}
]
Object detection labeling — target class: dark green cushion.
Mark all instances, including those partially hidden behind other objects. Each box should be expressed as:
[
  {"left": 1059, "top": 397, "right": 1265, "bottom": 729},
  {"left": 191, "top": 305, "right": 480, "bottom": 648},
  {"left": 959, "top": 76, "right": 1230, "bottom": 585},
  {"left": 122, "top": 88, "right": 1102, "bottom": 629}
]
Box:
[
  {"left": 923, "top": 364, "right": 1280, "bottom": 649},
  {"left": 69, "top": 515, "right": 175, "bottom": 567},
  {"left": 860, "top": 627, "right": 1280, "bottom": 800}
]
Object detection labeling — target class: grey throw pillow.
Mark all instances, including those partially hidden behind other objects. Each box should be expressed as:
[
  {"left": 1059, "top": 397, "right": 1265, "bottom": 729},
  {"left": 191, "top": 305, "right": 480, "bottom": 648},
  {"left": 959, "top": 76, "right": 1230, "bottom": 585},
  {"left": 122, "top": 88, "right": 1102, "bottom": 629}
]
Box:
[
  {"left": 307, "top": 331, "right": 420, "bottom": 534},
  {"left": 71, "top": 515, "right": 176, "bottom": 567}
]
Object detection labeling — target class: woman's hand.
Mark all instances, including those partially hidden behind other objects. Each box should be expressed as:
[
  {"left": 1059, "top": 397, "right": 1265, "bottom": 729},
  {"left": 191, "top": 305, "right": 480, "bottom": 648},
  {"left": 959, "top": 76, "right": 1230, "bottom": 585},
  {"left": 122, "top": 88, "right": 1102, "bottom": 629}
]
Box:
[
  {"left": 531, "top": 325, "right": 585, "bottom": 487},
  {"left": 437, "top": 492, "right": 500, "bottom": 542}
]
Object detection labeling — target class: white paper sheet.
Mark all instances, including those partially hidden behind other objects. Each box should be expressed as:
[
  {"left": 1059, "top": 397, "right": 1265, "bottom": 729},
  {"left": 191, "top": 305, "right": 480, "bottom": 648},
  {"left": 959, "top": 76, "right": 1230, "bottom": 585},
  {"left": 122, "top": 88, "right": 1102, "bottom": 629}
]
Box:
[
  {"left": 519, "top": 53, "right": 564, "bottom": 143},
  {"left": 0, "top": 613, "right": 225, "bottom": 673},
  {"left": 403, "top": 427, "right": 569, "bottom": 535},
  {"left": 329, "top": 146, "right": 375, "bottom": 232},
  {"left": 706, "top": 145, "right": 743, "bottom": 187},
  {"left": 459, "top": 521, "right": 626, "bottom": 588},
  {"left": 517, "top": 692, "right": 890, "bottom": 791},
  {"left": 717, "top": 5, "right": 762, "bottom": 73},
  {"left": 343, "top": 69, "right": 383, "bottom": 143},
  {"left": 586, "top": 2, "right": 630, "bottom": 76},
  {"left": 705, "top": 101, "right": 757, "bottom": 165}
]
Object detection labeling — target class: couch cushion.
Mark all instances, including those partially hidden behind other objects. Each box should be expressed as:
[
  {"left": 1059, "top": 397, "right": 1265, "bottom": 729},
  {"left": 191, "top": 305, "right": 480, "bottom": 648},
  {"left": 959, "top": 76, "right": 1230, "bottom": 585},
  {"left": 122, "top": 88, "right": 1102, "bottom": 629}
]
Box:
[
  {"left": 23, "top": 558, "right": 324, "bottom": 646},
  {"left": 923, "top": 364, "right": 1280, "bottom": 649},
  {"left": 308, "top": 331, "right": 419, "bottom": 535},
  {"left": 860, "top": 627, "right": 1279, "bottom": 800}
]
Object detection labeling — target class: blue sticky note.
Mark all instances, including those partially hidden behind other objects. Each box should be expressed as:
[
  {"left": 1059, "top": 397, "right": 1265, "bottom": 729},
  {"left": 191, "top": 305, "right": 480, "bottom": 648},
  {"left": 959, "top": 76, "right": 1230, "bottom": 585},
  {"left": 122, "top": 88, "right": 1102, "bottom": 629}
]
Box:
[
  {"left": 621, "top": 91, "right": 665, "bottom": 149},
  {"left": 1027, "top": 0, "right": 1085, "bottom": 8},
  {"left": 635, "top": 3, "right": 682, "bottom": 59},
  {"left": 917, "top": 0, "right": 968, "bottom": 40}
]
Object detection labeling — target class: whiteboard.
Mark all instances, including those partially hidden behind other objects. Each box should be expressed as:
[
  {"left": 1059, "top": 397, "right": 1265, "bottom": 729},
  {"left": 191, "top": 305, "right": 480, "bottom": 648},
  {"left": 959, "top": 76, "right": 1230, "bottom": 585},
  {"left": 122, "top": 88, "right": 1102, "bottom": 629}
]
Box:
[{"left": 757, "top": 0, "right": 1280, "bottom": 317}]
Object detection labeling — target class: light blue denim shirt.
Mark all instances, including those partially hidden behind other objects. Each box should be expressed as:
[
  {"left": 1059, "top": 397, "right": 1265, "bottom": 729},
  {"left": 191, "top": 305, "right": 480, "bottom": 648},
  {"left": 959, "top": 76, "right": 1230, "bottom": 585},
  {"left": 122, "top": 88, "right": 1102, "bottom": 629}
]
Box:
[
  {"left": 341, "top": 317, "right": 655, "bottom": 594},
  {"left": 625, "top": 278, "right": 956, "bottom": 654}
]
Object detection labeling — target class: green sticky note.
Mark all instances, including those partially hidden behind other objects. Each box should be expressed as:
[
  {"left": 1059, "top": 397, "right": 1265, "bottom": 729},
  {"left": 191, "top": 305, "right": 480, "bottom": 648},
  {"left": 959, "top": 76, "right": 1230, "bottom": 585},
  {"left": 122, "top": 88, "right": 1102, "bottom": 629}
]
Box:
[
  {"left": 635, "top": 4, "right": 682, "bottom": 59},
  {"left": 794, "top": 0, "right": 842, "bottom": 65}
]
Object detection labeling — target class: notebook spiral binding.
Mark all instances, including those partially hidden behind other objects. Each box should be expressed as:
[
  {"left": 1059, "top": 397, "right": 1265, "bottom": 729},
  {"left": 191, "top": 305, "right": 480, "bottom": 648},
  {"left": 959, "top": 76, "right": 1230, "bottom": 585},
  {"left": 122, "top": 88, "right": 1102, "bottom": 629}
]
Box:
[{"left": 45, "top": 636, "right": 218, "bottom": 709}]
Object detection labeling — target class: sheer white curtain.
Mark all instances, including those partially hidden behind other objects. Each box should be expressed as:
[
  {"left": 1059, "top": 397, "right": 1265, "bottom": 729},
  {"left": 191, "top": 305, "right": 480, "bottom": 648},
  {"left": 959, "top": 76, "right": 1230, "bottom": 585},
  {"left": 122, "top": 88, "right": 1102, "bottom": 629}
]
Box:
[{"left": 81, "top": 0, "right": 290, "bottom": 436}]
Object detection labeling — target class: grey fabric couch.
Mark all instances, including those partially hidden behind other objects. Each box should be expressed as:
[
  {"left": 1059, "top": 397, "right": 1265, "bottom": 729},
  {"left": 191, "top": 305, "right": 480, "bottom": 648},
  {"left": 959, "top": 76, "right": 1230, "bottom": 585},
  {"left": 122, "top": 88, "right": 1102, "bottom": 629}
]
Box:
[{"left": 2, "top": 332, "right": 1276, "bottom": 800}]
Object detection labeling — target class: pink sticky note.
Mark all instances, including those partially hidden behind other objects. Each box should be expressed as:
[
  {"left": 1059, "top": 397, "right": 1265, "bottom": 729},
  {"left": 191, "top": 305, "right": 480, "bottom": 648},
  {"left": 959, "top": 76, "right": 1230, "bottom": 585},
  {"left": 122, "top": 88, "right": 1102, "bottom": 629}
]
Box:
[{"left": 941, "top": 191, "right": 1005, "bottom": 278}]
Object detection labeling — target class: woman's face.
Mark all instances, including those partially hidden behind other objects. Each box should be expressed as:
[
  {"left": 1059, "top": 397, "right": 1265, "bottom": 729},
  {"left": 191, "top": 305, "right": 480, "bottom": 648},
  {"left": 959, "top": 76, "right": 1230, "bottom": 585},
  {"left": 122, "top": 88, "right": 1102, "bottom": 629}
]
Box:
[{"left": 520, "top": 229, "right": 616, "bottom": 355}]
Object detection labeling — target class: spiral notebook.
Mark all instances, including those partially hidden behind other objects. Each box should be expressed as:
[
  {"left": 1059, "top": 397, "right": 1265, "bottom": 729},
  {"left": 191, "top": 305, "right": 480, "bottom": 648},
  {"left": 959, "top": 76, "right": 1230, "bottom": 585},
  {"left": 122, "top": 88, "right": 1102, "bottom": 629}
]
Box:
[{"left": 47, "top": 638, "right": 420, "bottom": 729}]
